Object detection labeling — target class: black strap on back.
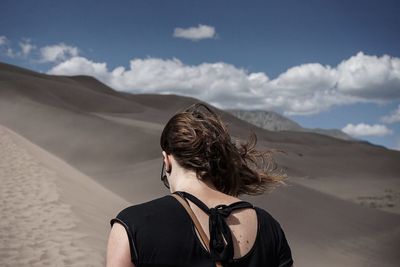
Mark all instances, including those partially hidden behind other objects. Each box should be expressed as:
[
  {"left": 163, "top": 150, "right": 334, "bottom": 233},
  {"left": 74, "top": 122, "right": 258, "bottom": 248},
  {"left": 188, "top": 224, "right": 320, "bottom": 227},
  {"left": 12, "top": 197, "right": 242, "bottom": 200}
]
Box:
[{"left": 173, "top": 191, "right": 254, "bottom": 263}]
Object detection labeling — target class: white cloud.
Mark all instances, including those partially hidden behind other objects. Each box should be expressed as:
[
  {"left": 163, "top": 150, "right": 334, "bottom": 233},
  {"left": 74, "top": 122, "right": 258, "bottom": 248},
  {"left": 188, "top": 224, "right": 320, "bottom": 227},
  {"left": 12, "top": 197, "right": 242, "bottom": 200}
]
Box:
[
  {"left": 380, "top": 104, "right": 400, "bottom": 124},
  {"left": 336, "top": 52, "right": 400, "bottom": 100},
  {"left": 0, "top": 36, "right": 36, "bottom": 58},
  {"left": 0, "top": 36, "right": 8, "bottom": 46},
  {"left": 47, "top": 51, "right": 400, "bottom": 116},
  {"left": 5, "top": 49, "right": 15, "bottom": 57},
  {"left": 342, "top": 123, "right": 393, "bottom": 137},
  {"left": 49, "top": 57, "right": 265, "bottom": 100},
  {"left": 271, "top": 63, "right": 337, "bottom": 94},
  {"left": 173, "top": 24, "right": 216, "bottom": 41},
  {"left": 48, "top": 56, "right": 108, "bottom": 78},
  {"left": 1, "top": 38, "right": 76, "bottom": 61},
  {"left": 18, "top": 39, "right": 35, "bottom": 57},
  {"left": 0, "top": 36, "right": 15, "bottom": 57},
  {"left": 3, "top": 36, "right": 399, "bottom": 116},
  {"left": 40, "top": 43, "right": 79, "bottom": 62}
]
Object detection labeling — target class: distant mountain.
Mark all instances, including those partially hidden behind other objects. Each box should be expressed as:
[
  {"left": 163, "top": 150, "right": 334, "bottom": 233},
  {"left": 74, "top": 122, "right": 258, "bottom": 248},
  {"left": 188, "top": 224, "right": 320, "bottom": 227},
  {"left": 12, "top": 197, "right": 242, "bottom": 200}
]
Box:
[{"left": 226, "top": 109, "right": 356, "bottom": 141}]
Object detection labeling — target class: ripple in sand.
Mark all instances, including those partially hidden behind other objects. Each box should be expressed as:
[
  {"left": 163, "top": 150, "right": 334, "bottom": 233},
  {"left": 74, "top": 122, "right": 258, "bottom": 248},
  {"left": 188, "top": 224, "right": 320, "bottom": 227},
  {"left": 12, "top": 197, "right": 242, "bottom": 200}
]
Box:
[{"left": 0, "top": 127, "right": 103, "bottom": 266}]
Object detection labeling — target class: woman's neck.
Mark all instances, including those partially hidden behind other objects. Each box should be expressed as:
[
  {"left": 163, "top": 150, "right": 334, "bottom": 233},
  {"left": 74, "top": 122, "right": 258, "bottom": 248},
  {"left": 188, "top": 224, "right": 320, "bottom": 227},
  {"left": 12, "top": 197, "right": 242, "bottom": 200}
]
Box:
[
  {"left": 169, "top": 168, "right": 241, "bottom": 204},
  {"left": 170, "top": 171, "right": 217, "bottom": 194}
]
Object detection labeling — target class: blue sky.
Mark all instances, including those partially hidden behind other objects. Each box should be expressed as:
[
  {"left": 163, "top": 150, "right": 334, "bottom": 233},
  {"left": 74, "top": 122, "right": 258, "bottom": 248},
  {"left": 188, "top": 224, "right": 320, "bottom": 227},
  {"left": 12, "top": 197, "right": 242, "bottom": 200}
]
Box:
[{"left": 1, "top": 0, "right": 400, "bottom": 150}]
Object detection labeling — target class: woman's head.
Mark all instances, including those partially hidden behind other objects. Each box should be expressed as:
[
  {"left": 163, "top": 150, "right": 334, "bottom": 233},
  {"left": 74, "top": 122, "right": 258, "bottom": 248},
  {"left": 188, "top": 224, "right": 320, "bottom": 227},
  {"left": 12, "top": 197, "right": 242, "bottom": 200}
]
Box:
[{"left": 160, "top": 102, "right": 286, "bottom": 197}]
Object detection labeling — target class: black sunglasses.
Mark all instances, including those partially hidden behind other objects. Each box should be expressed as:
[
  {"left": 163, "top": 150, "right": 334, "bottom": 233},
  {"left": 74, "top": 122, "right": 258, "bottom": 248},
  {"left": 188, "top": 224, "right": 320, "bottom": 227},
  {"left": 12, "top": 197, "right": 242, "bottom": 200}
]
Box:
[{"left": 161, "top": 161, "right": 170, "bottom": 189}]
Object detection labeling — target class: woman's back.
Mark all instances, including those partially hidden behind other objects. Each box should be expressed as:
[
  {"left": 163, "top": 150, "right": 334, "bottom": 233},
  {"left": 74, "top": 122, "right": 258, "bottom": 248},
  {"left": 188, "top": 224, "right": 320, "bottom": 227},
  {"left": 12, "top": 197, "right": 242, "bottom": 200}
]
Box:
[
  {"left": 110, "top": 192, "right": 293, "bottom": 267},
  {"left": 181, "top": 191, "right": 259, "bottom": 261},
  {"left": 107, "top": 103, "right": 294, "bottom": 266}
]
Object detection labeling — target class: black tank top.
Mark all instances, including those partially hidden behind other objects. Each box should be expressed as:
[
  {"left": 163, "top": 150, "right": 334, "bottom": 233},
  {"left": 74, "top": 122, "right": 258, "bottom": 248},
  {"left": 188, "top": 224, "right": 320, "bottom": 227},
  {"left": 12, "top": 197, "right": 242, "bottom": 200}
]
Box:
[{"left": 110, "top": 191, "right": 294, "bottom": 267}]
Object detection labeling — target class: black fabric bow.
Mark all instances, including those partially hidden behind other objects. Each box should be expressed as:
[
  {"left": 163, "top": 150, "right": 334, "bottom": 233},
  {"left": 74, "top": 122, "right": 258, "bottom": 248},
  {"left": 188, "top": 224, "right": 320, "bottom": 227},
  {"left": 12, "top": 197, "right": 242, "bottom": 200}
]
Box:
[{"left": 174, "top": 191, "right": 254, "bottom": 263}]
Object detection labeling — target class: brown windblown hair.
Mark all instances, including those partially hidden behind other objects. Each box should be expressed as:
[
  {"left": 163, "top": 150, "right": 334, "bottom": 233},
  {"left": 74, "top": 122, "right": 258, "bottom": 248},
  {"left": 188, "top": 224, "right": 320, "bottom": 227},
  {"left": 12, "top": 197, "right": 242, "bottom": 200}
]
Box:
[{"left": 160, "top": 103, "right": 287, "bottom": 197}]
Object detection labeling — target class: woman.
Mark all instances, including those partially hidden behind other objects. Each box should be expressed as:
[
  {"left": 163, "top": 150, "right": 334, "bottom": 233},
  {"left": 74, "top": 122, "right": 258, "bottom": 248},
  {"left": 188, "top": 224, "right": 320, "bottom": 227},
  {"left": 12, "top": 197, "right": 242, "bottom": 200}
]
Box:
[{"left": 107, "top": 103, "right": 294, "bottom": 267}]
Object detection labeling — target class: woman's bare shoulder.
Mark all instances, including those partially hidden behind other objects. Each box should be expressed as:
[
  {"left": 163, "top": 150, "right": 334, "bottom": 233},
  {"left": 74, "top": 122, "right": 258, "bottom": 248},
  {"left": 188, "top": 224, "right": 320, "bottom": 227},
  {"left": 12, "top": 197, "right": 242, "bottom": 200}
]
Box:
[{"left": 106, "top": 222, "right": 135, "bottom": 267}]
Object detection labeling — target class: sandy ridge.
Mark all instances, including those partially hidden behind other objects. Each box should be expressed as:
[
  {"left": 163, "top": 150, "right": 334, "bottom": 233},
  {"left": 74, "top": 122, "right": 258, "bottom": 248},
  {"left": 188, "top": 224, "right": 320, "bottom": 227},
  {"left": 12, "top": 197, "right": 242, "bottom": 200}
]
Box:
[{"left": 0, "top": 124, "right": 128, "bottom": 266}]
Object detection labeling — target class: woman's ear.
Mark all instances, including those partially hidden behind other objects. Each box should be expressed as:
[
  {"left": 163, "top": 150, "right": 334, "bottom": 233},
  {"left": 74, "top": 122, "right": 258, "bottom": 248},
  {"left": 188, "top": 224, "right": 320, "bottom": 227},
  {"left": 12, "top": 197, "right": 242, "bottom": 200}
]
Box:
[{"left": 162, "top": 151, "right": 172, "bottom": 173}]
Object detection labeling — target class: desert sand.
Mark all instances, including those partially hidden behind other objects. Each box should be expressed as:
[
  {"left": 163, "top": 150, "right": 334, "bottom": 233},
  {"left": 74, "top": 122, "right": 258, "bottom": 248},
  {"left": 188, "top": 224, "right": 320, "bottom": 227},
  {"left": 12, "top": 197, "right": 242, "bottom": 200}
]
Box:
[
  {"left": 0, "top": 124, "right": 128, "bottom": 266},
  {"left": 1, "top": 62, "right": 400, "bottom": 266}
]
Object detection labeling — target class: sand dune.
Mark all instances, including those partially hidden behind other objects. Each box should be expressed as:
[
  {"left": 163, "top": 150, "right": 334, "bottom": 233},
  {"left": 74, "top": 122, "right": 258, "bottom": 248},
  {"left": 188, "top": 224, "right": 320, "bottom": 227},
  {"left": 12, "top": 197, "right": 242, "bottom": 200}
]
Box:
[
  {"left": 0, "top": 124, "right": 128, "bottom": 266},
  {"left": 1, "top": 61, "right": 400, "bottom": 266},
  {"left": 246, "top": 183, "right": 400, "bottom": 267}
]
